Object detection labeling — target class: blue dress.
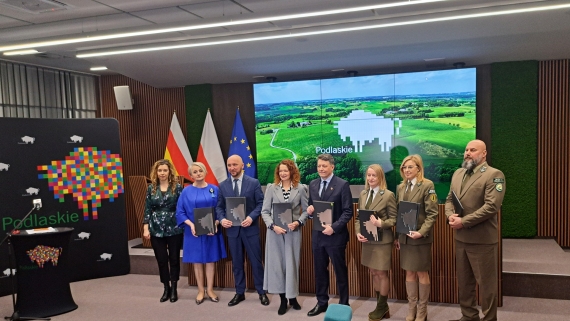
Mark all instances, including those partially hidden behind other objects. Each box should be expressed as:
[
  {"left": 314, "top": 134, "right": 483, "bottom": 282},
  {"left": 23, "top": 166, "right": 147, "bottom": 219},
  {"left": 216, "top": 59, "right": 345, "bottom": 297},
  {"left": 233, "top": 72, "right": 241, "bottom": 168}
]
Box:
[{"left": 176, "top": 184, "right": 227, "bottom": 263}]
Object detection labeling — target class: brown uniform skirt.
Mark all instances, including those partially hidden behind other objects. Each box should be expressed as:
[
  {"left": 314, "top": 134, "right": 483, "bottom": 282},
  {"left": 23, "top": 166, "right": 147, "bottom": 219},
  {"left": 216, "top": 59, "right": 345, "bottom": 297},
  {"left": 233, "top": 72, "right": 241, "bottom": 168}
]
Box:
[
  {"left": 399, "top": 243, "right": 432, "bottom": 271},
  {"left": 361, "top": 242, "right": 392, "bottom": 271}
]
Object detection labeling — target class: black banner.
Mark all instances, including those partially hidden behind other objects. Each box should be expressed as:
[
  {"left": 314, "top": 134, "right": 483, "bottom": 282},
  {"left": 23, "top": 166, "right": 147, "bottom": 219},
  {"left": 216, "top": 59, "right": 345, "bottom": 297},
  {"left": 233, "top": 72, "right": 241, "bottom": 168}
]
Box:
[{"left": 0, "top": 118, "right": 130, "bottom": 296}]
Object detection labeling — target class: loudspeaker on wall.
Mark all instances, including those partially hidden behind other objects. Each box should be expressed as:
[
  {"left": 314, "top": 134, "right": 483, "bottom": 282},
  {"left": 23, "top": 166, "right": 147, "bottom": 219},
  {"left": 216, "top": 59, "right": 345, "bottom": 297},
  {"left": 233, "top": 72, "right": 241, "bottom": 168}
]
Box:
[{"left": 113, "top": 86, "right": 133, "bottom": 110}]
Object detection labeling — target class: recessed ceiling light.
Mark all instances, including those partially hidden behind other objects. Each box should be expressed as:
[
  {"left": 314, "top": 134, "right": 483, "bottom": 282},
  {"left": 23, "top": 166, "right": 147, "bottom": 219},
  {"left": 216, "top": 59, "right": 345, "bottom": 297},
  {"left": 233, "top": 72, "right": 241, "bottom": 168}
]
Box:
[
  {"left": 0, "top": 0, "right": 447, "bottom": 52},
  {"left": 252, "top": 76, "right": 265, "bottom": 78},
  {"left": 331, "top": 69, "right": 345, "bottom": 72},
  {"left": 90, "top": 66, "right": 108, "bottom": 71},
  {"left": 3, "top": 49, "right": 41, "bottom": 56}
]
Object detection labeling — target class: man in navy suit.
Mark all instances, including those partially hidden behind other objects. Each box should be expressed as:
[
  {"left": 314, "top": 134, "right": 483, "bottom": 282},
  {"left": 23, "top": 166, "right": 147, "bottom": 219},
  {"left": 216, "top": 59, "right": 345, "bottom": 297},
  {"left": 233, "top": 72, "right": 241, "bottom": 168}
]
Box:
[
  {"left": 306, "top": 153, "right": 354, "bottom": 317},
  {"left": 216, "top": 155, "right": 268, "bottom": 306}
]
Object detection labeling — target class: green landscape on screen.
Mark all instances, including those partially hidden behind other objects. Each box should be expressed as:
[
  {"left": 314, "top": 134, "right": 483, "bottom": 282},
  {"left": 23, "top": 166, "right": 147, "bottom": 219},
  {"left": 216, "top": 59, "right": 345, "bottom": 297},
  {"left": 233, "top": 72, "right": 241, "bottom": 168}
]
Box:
[{"left": 254, "top": 69, "right": 476, "bottom": 201}]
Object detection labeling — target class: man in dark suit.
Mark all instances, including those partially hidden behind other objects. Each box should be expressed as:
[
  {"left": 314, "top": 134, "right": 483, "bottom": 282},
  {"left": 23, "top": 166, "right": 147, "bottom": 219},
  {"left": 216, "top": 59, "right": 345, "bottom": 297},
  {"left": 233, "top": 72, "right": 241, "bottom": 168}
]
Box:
[
  {"left": 445, "top": 140, "right": 505, "bottom": 321},
  {"left": 306, "top": 153, "right": 354, "bottom": 317},
  {"left": 216, "top": 155, "right": 269, "bottom": 306}
]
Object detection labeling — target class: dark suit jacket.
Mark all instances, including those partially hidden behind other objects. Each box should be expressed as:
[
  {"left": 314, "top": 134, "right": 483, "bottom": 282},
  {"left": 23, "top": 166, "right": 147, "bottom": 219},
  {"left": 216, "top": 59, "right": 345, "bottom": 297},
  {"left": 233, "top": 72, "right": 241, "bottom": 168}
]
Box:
[
  {"left": 308, "top": 175, "right": 353, "bottom": 246},
  {"left": 445, "top": 162, "right": 505, "bottom": 244},
  {"left": 216, "top": 174, "right": 264, "bottom": 238}
]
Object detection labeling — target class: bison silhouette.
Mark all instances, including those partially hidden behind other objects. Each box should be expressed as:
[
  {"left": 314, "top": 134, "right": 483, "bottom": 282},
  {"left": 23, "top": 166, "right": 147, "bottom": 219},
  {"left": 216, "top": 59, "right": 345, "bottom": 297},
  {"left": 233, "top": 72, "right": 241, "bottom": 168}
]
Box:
[
  {"left": 26, "top": 245, "right": 62, "bottom": 268},
  {"left": 317, "top": 208, "right": 333, "bottom": 227},
  {"left": 363, "top": 220, "right": 379, "bottom": 241},
  {"left": 198, "top": 212, "right": 215, "bottom": 234},
  {"left": 401, "top": 208, "right": 418, "bottom": 232},
  {"left": 231, "top": 203, "right": 245, "bottom": 224},
  {"left": 277, "top": 209, "right": 293, "bottom": 227}
]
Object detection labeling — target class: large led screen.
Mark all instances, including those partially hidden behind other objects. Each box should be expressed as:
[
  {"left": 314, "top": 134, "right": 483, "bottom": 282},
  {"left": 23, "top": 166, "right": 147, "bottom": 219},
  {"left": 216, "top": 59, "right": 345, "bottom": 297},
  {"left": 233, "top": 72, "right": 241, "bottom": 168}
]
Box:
[{"left": 254, "top": 68, "right": 476, "bottom": 200}]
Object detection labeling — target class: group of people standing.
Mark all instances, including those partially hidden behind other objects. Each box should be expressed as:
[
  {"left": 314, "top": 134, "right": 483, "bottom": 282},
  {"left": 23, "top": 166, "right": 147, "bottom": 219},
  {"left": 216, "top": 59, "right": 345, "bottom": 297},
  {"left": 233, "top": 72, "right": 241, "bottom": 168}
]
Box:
[{"left": 143, "top": 139, "right": 505, "bottom": 321}]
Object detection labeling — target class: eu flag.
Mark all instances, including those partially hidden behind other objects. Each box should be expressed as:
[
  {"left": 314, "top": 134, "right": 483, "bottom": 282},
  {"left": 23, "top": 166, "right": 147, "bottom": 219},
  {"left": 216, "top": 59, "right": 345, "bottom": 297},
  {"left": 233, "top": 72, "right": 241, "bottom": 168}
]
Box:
[{"left": 229, "top": 108, "right": 256, "bottom": 178}]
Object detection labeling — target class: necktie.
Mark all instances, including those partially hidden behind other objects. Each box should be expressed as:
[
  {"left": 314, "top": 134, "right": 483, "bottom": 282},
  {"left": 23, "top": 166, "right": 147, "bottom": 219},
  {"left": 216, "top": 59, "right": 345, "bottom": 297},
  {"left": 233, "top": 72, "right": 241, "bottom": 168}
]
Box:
[
  {"left": 365, "top": 189, "right": 374, "bottom": 209},
  {"left": 233, "top": 179, "right": 239, "bottom": 196},
  {"left": 320, "top": 180, "right": 327, "bottom": 197},
  {"left": 404, "top": 182, "right": 412, "bottom": 201},
  {"left": 461, "top": 169, "right": 473, "bottom": 192}
]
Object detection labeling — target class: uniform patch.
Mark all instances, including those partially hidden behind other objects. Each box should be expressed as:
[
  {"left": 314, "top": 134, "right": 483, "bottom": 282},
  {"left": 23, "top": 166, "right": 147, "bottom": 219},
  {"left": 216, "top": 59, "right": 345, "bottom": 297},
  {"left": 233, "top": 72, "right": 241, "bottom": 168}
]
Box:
[
  {"left": 493, "top": 178, "right": 505, "bottom": 183},
  {"left": 430, "top": 194, "right": 437, "bottom": 202},
  {"left": 495, "top": 183, "right": 503, "bottom": 192},
  {"left": 428, "top": 189, "right": 436, "bottom": 194},
  {"left": 379, "top": 190, "right": 385, "bottom": 195},
  {"left": 480, "top": 166, "right": 487, "bottom": 173}
]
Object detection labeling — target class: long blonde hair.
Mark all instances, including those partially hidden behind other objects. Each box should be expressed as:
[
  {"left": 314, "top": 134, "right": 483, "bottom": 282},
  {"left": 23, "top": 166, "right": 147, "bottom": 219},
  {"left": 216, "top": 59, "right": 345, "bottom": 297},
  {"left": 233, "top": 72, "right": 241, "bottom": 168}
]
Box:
[{"left": 149, "top": 159, "right": 178, "bottom": 194}]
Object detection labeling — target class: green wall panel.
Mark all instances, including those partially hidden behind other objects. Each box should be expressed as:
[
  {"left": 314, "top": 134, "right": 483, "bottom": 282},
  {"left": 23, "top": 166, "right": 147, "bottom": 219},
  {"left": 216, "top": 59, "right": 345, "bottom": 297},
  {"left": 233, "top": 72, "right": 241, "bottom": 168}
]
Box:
[
  {"left": 184, "top": 84, "right": 213, "bottom": 160},
  {"left": 491, "top": 61, "right": 538, "bottom": 237}
]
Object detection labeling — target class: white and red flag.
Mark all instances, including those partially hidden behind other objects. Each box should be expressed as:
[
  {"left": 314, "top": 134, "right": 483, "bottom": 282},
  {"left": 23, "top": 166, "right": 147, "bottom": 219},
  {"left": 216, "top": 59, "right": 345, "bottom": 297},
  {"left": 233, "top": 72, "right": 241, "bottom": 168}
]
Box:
[
  {"left": 196, "top": 110, "right": 227, "bottom": 185},
  {"left": 164, "top": 112, "right": 193, "bottom": 181}
]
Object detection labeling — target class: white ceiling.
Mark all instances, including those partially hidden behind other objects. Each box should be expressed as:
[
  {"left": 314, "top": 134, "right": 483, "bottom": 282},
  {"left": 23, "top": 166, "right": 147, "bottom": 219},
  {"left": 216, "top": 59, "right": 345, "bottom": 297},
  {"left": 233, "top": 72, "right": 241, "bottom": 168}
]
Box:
[{"left": 1, "top": 0, "right": 570, "bottom": 88}]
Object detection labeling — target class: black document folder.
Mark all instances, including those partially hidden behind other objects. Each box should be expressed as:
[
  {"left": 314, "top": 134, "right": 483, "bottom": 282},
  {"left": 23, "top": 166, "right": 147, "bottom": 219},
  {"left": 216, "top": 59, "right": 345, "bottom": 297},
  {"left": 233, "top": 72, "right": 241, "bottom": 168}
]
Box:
[
  {"left": 452, "top": 191, "right": 464, "bottom": 217},
  {"left": 397, "top": 201, "right": 420, "bottom": 235},
  {"left": 273, "top": 202, "right": 293, "bottom": 230},
  {"left": 194, "top": 207, "right": 215, "bottom": 235},
  {"left": 358, "top": 209, "right": 382, "bottom": 242},
  {"left": 226, "top": 197, "right": 246, "bottom": 226},
  {"left": 312, "top": 201, "right": 333, "bottom": 231}
]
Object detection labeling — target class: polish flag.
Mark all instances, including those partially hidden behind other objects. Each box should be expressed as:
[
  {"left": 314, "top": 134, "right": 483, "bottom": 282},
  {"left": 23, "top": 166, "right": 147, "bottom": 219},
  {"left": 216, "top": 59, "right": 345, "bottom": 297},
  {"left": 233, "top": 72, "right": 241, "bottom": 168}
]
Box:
[
  {"left": 164, "top": 112, "right": 193, "bottom": 181},
  {"left": 196, "top": 110, "right": 227, "bottom": 185}
]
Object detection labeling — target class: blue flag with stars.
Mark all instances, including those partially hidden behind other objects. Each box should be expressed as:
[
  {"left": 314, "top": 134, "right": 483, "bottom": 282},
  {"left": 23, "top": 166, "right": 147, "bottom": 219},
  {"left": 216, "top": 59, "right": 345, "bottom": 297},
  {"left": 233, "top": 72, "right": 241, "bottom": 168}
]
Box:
[{"left": 229, "top": 108, "right": 256, "bottom": 178}]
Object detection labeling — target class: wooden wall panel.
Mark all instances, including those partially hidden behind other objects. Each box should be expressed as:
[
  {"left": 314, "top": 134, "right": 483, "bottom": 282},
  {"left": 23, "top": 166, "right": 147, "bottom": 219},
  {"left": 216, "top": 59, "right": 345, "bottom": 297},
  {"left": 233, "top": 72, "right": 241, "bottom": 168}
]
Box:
[
  {"left": 537, "top": 60, "right": 570, "bottom": 247},
  {"left": 100, "top": 75, "right": 185, "bottom": 240},
  {"left": 186, "top": 204, "right": 502, "bottom": 304}
]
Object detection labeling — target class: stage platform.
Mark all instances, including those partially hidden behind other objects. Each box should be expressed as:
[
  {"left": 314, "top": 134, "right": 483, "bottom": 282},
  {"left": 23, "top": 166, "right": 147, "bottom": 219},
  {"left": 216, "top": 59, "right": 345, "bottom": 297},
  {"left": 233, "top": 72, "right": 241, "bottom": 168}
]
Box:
[
  {"left": 502, "top": 238, "right": 570, "bottom": 300},
  {"left": 129, "top": 238, "right": 570, "bottom": 300}
]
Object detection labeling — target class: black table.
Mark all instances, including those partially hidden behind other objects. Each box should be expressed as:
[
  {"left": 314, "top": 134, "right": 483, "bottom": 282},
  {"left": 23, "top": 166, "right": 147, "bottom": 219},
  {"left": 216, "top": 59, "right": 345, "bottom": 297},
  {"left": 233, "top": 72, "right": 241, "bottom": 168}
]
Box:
[{"left": 10, "top": 227, "right": 77, "bottom": 318}]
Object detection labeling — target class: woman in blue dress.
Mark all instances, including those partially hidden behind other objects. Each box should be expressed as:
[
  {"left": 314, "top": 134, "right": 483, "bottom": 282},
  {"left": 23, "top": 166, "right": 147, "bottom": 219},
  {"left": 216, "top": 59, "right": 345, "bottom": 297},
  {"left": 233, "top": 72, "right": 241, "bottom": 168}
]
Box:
[
  {"left": 176, "top": 162, "right": 227, "bottom": 305},
  {"left": 143, "top": 159, "right": 183, "bottom": 303}
]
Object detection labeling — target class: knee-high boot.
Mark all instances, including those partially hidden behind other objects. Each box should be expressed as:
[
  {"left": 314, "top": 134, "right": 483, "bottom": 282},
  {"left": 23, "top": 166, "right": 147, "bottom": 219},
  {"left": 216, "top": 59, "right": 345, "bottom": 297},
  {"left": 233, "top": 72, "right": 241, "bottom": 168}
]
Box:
[
  {"left": 405, "top": 281, "right": 418, "bottom": 321},
  {"left": 415, "top": 283, "right": 430, "bottom": 321},
  {"left": 369, "top": 291, "right": 390, "bottom": 321}
]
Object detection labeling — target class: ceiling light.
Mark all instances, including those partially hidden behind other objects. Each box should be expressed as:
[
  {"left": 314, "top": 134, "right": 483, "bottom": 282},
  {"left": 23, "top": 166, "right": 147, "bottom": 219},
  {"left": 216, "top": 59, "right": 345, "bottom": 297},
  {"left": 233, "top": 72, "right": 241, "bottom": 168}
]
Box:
[
  {"left": 3, "top": 49, "right": 41, "bottom": 56},
  {"left": 77, "top": 2, "right": 570, "bottom": 58},
  {"left": 90, "top": 66, "right": 108, "bottom": 71},
  {"left": 0, "top": 0, "right": 447, "bottom": 52}
]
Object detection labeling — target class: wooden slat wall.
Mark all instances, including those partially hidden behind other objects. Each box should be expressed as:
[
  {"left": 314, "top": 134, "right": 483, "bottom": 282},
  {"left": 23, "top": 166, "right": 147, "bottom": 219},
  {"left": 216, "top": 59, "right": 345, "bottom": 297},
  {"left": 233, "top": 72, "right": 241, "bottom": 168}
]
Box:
[
  {"left": 537, "top": 60, "right": 570, "bottom": 247},
  {"left": 186, "top": 204, "right": 502, "bottom": 304},
  {"left": 100, "top": 75, "right": 185, "bottom": 240}
]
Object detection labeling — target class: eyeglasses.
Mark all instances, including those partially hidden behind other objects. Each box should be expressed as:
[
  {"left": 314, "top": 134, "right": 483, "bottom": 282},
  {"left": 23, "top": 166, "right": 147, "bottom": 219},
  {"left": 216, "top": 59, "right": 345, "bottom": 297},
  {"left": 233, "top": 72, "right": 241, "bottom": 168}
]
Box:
[{"left": 401, "top": 166, "right": 418, "bottom": 170}]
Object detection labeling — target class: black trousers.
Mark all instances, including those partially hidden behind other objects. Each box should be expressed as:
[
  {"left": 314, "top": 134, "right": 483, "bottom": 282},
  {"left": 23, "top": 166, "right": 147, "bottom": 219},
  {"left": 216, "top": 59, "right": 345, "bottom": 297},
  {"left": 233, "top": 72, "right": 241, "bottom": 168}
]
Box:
[{"left": 150, "top": 233, "right": 183, "bottom": 284}]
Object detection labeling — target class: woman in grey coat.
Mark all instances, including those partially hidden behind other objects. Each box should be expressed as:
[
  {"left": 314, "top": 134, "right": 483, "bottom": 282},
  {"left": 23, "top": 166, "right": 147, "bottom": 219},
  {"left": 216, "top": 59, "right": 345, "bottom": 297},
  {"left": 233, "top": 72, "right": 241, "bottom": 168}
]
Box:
[{"left": 261, "top": 159, "right": 308, "bottom": 315}]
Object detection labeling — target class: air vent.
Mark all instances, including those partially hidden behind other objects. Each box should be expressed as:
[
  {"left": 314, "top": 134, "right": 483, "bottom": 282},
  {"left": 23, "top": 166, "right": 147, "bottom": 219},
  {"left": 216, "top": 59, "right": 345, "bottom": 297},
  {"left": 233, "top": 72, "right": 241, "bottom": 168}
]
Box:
[{"left": 0, "top": 0, "right": 69, "bottom": 14}]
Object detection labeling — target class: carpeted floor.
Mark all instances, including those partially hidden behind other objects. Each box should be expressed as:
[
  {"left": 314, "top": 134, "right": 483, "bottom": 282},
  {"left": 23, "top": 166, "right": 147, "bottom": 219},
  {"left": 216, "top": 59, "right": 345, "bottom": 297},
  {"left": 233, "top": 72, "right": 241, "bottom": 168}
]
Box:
[{"left": 1, "top": 274, "right": 570, "bottom": 320}]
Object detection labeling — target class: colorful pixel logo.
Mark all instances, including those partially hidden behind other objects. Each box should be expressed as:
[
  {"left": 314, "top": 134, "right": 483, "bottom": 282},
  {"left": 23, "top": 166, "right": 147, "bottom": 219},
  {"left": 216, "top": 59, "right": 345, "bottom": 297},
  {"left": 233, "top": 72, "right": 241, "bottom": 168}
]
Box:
[{"left": 37, "top": 147, "right": 124, "bottom": 220}]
